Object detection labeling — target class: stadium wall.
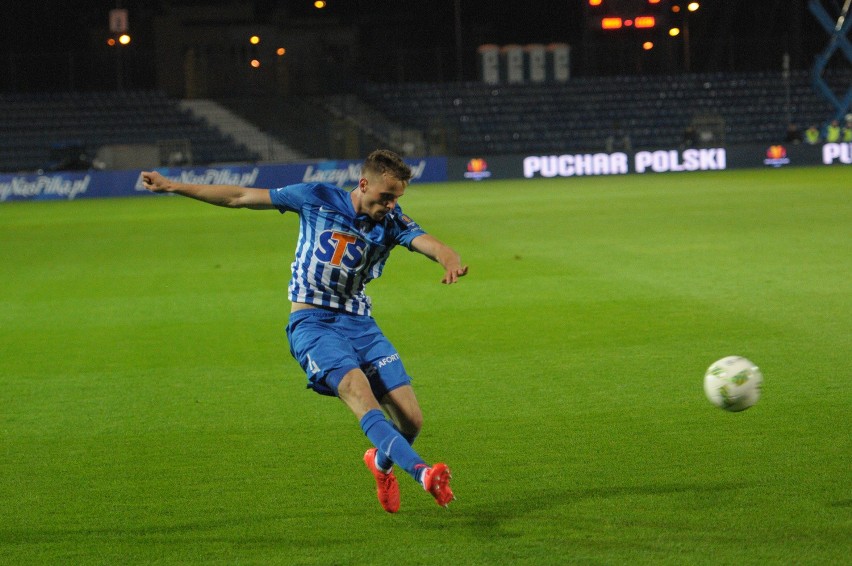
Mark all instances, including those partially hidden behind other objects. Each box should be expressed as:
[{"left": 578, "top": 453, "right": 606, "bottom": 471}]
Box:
[{"left": 1, "top": 145, "right": 849, "bottom": 203}]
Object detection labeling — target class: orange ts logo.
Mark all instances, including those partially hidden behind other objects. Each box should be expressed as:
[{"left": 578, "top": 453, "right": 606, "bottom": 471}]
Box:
[{"left": 315, "top": 230, "right": 366, "bottom": 269}]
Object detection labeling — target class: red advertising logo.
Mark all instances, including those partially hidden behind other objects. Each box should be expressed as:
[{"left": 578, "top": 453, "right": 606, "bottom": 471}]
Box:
[
  {"left": 763, "top": 145, "right": 790, "bottom": 167},
  {"left": 464, "top": 158, "right": 492, "bottom": 180}
]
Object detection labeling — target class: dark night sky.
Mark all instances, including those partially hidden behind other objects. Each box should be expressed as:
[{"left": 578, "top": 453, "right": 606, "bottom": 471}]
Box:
[{"left": 0, "top": 1, "right": 838, "bottom": 81}]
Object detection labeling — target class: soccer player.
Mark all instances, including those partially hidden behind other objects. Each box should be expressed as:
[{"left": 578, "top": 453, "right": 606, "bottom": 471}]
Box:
[{"left": 140, "top": 150, "right": 467, "bottom": 512}]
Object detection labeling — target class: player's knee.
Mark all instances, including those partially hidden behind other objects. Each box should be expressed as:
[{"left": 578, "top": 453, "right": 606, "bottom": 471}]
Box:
[
  {"left": 336, "top": 369, "right": 379, "bottom": 410},
  {"left": 336, "top": 369, "right": 366, "bottom": 397}
]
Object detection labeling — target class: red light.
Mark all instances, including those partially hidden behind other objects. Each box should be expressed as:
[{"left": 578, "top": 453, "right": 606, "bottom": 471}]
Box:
[
  {"left": 601, "top": 17, "right": 623, "bottom": 29},
  {"left": 634, "top": 16, "right": 656, "bottom": 28}
]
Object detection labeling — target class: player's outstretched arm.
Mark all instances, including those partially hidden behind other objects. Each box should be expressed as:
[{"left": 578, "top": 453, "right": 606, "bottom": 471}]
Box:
[
  {"left": 140, "top": 170, "right": 274, "bottom": 209},
  {"left": 411, "top": 234, "right": 468, "bottom": 284}
]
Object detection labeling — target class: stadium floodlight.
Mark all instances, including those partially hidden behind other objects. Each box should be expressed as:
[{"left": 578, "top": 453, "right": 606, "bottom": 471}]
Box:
[
  {"left": 687, "top": 2, "right": 700, "bottom": 11},
  {"left": 118, "top": 34, "right": 131, "bottom": 45}
]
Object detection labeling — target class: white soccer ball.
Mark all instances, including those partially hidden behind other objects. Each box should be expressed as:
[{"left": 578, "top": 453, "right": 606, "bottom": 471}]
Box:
[{"left": 703, "top": 356, "right": 763, "bottom": 412}]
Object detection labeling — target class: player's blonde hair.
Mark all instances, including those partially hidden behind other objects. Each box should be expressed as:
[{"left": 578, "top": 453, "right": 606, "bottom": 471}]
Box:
[{"left": 363, "top": 149, "right": 412, "bottom": 183}]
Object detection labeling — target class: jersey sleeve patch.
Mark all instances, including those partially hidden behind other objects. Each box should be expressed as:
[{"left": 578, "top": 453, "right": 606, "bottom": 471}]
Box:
[{"left": 392, "top": 207, "right": 426, "bottom": 248}]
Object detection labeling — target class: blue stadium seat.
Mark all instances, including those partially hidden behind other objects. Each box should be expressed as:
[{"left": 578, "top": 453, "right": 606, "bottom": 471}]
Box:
[
  {"left": 357, "top": 68, "right": 851, "bottom": 155},
  {"left": 0, "top": 90, "right": 258, "bottom": 172}
]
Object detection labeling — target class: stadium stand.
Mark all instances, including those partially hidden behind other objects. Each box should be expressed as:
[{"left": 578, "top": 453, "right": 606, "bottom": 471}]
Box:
[
  {"left": 0, "top": 90, "right": 259, "bottom": 173},
  {"left": 2, "top": 69, "right": 848, "bottom": 172},
  {"left": 357, "top": 69, "right": 851, "bottom": 155},
  {"left": 179, "top": 99, "right": 305, "bottom": 163},
  {"left": 214, "top": 95, "right": 340, "bottom": 161}
]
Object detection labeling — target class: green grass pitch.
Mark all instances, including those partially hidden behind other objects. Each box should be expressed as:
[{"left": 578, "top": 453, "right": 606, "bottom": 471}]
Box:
[{"left": 1, "top": 166, "right": 850, "bottom": 564}]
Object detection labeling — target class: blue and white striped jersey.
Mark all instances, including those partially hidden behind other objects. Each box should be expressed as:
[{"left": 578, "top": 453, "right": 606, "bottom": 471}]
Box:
[{"left": 269, "top": 182, "right": 426, "bottom": 316}]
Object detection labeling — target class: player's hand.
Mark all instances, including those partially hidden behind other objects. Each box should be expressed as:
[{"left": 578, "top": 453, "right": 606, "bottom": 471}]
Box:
[
  {"left": 442, "top": 265, "right": 468, "bottom": 284},
  {"left": 140, "top": 171, "right": 170, "bottom": 193}
]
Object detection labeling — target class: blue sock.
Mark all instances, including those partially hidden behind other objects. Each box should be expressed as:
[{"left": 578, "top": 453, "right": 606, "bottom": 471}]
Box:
[
  {"left": 359, "top": 409, "right": 425, "bottom": 481},
  {"left": 376, "top": 427, "right": 419, "bottom": 472}
]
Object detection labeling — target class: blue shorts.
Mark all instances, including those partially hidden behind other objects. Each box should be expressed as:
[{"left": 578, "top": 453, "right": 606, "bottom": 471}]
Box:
[{"left": 285, "top": 308, "right": 412, "bottom": 399}]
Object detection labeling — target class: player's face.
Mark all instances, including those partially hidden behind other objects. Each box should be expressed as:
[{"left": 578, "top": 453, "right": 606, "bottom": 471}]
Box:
[{"left": 359, "top": 172, "right": 407, "bottom": 221}]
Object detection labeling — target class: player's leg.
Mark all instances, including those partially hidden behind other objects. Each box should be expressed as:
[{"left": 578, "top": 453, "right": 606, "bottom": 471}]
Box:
[
  {"left": 338, "top": 367, "right": 453, "bottom": 505},
  {"left": 351, "top": 318, "right": 455, "bottom": 506},
  {"left": 381, "top": 385, "right": 423, "bottom": 438},
  {"left": 334, "top": 367, "right": 381, "bottom": 419},
  {"left": 336, "top": 368, "right": 427, "bottom": 479},
  {"left": 287, "top": 310, "right": 449, "bottom": 510},
  {"left": 333, "top": 368, "right": 403, "bottom": 513},
  {"left": 290, "top": 311, "right": 454, "bottom": 507},
  {"left": 352, "top": 321, "right": 422, "bottom": 466},
  {"left": 337, "top": 368, "right": 460, "bottom": 510},
  {"left": 380, "top": 384, "right": 454, "bottom": 507},
  {"left": 286, "top": 309, "right": 420, "bottom": 476},
  {"left": 379, "top": 384, "right": 423, "bottom": 465}
]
